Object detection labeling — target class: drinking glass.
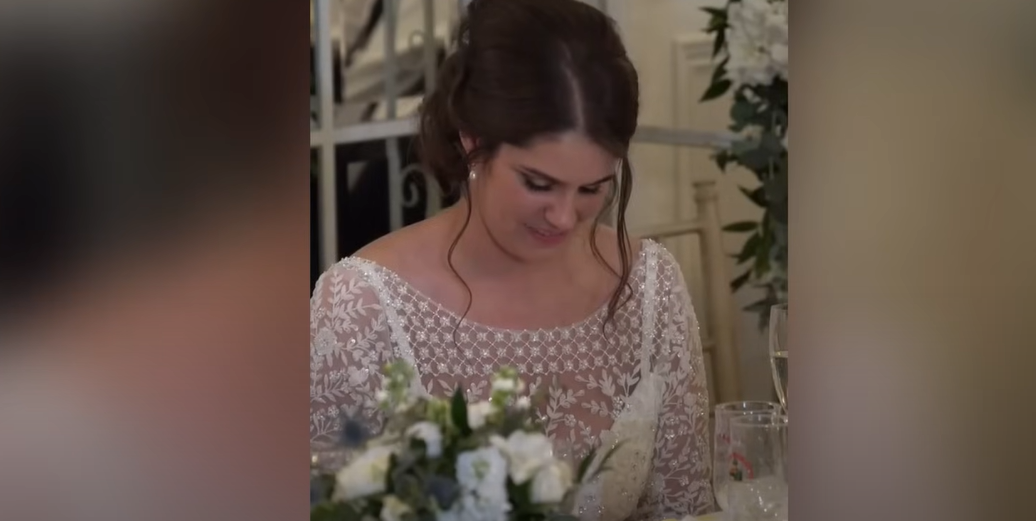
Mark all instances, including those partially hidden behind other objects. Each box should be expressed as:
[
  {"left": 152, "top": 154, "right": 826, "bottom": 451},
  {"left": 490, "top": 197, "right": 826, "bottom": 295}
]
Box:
[
  {"left": 713, "top": 401, "right": 782, "bottom": 513},
  {"left": 726, "top": 413, "right": 788, "bottom": 521},
  {"left": 768, "top": 303, "right": 789, "bottom": 412}
]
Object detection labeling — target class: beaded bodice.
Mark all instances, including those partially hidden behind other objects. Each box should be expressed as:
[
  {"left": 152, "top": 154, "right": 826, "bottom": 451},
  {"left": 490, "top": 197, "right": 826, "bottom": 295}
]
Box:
[{"left": 310, "top": 240, "right": 714, "bottom": 520}]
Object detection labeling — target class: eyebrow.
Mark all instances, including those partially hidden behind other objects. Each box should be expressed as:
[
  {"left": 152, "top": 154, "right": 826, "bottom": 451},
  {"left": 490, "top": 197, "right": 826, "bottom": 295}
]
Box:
[{"left": 516, "top": 165, "right": 616, "bottom": 186}]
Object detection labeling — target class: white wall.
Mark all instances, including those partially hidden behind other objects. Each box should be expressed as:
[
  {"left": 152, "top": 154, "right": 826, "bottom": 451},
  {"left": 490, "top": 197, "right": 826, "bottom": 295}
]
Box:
[{"left": 613, "top": 0, "right": 773, "bottom": 401}]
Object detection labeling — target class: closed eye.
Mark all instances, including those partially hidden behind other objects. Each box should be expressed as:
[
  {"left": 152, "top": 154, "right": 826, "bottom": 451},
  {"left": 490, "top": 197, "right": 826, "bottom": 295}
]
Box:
[
  {"left": 517, "top": 166, "right": 614, "bottom": 195},
  {"left": 521, "top": 175, "right": 553, "bottom": 192}
]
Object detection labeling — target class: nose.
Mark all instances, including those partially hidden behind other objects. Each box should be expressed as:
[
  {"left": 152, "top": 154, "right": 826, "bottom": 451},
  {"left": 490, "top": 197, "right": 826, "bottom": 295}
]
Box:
[{"left": 544, "top": 194, "right": 577, "bottom": 232}]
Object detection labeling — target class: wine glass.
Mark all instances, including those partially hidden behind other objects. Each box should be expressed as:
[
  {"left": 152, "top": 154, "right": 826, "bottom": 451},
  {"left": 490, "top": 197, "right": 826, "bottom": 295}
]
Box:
[
  {"left": 768, "top": 303, "right": 789, "bottom": 412},
  {"left": 726, "top": 412, "right": 788, "bottom": 521},
  {"left": 713, "top": 401, "right": 782, "bottom": 514}
]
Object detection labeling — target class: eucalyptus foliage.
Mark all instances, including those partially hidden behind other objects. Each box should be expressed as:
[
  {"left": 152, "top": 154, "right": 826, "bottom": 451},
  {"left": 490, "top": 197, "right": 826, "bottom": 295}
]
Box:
[{"left": 701, "top": 0, "right": 789, "bottom": 328}]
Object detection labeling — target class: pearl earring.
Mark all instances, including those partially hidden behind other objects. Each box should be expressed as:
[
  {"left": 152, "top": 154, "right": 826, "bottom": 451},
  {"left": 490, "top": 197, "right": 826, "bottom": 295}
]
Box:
[{"left": 469, "top": 170, "right": 476, "bottom": 181}]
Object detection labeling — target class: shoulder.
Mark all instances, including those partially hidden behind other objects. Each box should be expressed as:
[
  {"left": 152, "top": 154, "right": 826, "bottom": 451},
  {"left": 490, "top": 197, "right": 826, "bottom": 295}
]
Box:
[
  {"left": 591, "top": 224, "right": 681, "bottom": 275},
  {"left": 312, "top": 257, "right": 375, "bottom": 299},
  {"left": 313, "top": 217, "right": 446, "bottom": 297},
  {"left": 628, "top": 237, "right": 688, "bottom": 297},
  {"left": 352, "top": 217, "right": 446, "bottom": 274}
]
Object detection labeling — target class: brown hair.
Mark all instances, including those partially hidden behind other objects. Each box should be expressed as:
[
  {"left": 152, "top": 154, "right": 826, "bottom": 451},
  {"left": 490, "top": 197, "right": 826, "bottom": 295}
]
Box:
[{"left": 417, "top": 0, "right": 639, "bottom": 329}]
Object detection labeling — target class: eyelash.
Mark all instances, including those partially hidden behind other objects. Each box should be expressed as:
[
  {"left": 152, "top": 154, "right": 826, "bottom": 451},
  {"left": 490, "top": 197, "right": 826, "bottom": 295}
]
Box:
[{"left": 522, "top": 177, "right": 603, "bottom": 195}]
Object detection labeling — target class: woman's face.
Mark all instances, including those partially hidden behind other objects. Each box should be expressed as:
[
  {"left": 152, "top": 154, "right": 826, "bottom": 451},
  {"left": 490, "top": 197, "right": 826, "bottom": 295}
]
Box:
[{"left": 467, "top": 131, "right": 618, "bottom": 262}]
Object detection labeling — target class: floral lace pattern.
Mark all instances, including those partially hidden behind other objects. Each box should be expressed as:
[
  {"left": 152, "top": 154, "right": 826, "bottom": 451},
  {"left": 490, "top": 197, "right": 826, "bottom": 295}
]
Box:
[{"left": 310, "top": 240, "right": 714, "bottom": 519}]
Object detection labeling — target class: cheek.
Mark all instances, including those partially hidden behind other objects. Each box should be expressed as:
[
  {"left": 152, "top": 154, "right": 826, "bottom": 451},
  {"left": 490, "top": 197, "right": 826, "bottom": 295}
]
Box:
[
  {"left": 481, "top": 181, "right": 534, "bottom": 224},
  {"left": 578, "top": 192, "right": 609, "bottom": 220}
]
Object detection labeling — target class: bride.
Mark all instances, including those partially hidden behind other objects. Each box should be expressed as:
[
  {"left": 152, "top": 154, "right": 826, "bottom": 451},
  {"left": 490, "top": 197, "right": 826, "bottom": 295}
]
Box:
[{"left": 310, "top": 0, "right": 714, "bottom": 519}]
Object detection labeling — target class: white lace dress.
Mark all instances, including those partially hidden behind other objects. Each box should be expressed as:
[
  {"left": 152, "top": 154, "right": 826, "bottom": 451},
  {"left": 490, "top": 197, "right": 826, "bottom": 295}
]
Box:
[{"left": 310, "top": 240, "right": 714, "bottom": 520}]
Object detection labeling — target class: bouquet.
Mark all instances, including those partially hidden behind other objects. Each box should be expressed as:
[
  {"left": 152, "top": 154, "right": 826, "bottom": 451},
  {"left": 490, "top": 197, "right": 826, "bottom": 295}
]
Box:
[{"left": 311, "top": 361, "right": 620, "bottom": 521}]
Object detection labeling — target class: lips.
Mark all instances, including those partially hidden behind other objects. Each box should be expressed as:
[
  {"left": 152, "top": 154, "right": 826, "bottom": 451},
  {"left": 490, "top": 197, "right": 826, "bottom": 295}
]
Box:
[{"left": 527, "top": 225, "right": 568, "bottom": 246}]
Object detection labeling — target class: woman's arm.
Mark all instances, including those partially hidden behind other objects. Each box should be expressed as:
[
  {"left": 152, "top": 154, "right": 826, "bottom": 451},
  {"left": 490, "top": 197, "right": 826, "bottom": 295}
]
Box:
[
  {"left": 310, "top": 261, "right": 394, "bottom": 444},
  {"left": 638, "top": 245, "right": 715, "bottom": 519}
]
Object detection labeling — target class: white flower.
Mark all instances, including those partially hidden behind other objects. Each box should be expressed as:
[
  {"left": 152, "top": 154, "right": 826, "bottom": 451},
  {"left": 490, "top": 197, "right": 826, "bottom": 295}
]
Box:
[
  {"left": 515, "top": 396, "right": 531, "bottom": 410},
  {"left": 313, "top": 327, "right": 341, "bottom": 357},
  {"left": 530, "top": 461, "right": 573, "bottom": 504},
  {"left": 490, "top": 431, "right": 554, "bottom": 484},
  {"left": 444, "top": 447, "right": 511, "bottom": 521},
  {"left": 724, "top": 0, "right": 788, "bottom": 87},
  {"left": 467, "top": 401, "right": 496, "bottom": 430},
  {"left": 332, "top": 445, "right": 395, "bottom": 501},
  {"left": 375, "top": 389, "right": 389, "bottom": 404},
  {"left": 406, "top": 421, "right": 444, "bottom": 458},
  {"left": 491, "top": 378, "right": 516, "bottom": 393},
  {"left": 380, "top": 495, "right": 412, "bottom": 521}
]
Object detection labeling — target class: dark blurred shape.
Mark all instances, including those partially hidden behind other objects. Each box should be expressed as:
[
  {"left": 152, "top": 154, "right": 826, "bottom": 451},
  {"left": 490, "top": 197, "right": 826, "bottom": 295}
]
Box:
[
  {"left": 0, "top": 1, "right": 310, "bottom": 519},
  {"left": 0, "top": 0, "right": 306, "bottom": 325},
  {"left": 0, "top": 50, "right": 89, "bottom": 312}
]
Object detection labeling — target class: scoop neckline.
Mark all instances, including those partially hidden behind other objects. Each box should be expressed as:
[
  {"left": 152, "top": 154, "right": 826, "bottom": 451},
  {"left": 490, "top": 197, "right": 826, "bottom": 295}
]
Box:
[{"left": 346, "top": 239, "right": 655, "bottom": 334}]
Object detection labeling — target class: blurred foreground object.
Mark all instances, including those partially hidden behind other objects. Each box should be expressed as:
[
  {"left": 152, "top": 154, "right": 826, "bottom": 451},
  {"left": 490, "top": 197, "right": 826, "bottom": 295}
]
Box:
[{"left": 0, "top": 0, "right": 310, "bottom": 519}]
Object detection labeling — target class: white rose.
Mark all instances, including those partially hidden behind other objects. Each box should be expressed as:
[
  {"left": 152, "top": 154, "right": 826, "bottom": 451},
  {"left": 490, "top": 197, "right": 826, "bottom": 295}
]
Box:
[
  {"left": 515, "top": 396, "right": 531, "bottom": 410},
  {"left": 456, "top": 447, "right": 509, "bottom": 496},
  {"left": 466, "top": 401, "right": 496, "bottom": 430},
  {"left": 490, "top": 431, "right": 554, "bottom": 484},
  {"left": 332, "top": 445, "right": 395, "bottom": 501},
  {"left": 380, "top": 495, "right": 412, "bottom": 521},
  {"left": 406, "top": 421, "right": 444, "bottom": 458},
  {"left": 530, "top": 461, "right": 573, "bottom": 504}
]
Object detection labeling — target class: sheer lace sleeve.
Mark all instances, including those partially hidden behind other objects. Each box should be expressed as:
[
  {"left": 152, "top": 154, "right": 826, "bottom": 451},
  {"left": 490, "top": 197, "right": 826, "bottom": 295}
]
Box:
[
  {"left": 310, "top": 260, "right": 394, "bottom": 444},
  {"left": 638, "top": 245, "right": 715, "bottom": 519}
]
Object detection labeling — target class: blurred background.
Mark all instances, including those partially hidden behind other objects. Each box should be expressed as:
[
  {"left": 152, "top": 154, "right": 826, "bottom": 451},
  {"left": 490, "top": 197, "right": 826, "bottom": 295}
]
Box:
[{"left": 310, "top": 0, "right": 780, "bottom": 405}]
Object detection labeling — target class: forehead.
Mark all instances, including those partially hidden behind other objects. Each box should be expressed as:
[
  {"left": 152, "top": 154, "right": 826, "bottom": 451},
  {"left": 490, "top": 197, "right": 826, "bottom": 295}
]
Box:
[{"left": 496, "top": 132, "right": 617, "bottom": 183}]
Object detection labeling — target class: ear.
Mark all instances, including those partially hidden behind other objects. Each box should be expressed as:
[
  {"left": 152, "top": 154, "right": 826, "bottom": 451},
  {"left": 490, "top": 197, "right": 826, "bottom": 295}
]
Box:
[{"left": 459, "top": 133, "right": 476, "bottom": 156}]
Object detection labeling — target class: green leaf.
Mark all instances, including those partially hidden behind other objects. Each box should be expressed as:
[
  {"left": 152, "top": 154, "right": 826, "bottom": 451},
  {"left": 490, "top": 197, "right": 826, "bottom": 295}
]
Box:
[
  {"left": 712, "top": 28, "right": 727, "bottom": 58},
  {"left": 705, "top": 13, "right": 727, "bottom": 33},
  {"left": 754, "top": 230, "right": 772, "bottom": 276},
  {"left": 702, "top": 6, "right": 727, "bottom": 18},
  {"left": 723, "top": 221, "right": 757, "bottom": 233},
  {"left": 730, "top": 101, "right": 757, "bottom": 129},
  {"left": 701, "top": 79, "right": 732, "bottom": 102},
  {"left": 577, "top": 447, "right": 598, "bottom": 483},
  {"left": 731, "top": 269, "right": 753, "bottom": 292},
  {"left": 735, "top": 147, "right": 773, "bottom": 171},
  {"left": 450, "top": 387, "right": 471, "bottom": 435},
  {"left": 311, "top": 501, "right": 365, "bottom": 521},
  {"left": 737, "top": 233, "right": 761, "bottom": 264},
  {"left": 710, "top": 57, "right": 729, "bottom": 85},
  {"left": 739, "top": 186, "right": 766, "bottom": 207},
  {"left": 507, "top": 480, "right": 534, "bottom": 514},
  {"left": 712, "top": 150, "right": 733, "bottom": 172}
]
